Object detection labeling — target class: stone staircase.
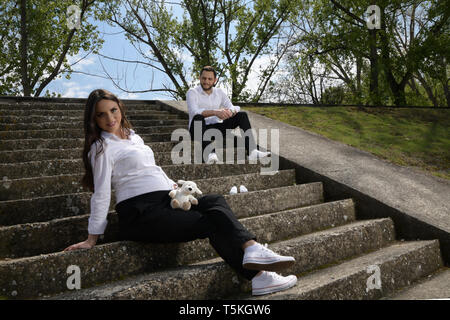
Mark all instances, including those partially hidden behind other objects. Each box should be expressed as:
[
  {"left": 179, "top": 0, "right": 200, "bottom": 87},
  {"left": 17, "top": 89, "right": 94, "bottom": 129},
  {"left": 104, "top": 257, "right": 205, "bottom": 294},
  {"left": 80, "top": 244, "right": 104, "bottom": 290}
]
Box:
[{"left": 0, "top": 98, "right": 445, "bottom": 300}]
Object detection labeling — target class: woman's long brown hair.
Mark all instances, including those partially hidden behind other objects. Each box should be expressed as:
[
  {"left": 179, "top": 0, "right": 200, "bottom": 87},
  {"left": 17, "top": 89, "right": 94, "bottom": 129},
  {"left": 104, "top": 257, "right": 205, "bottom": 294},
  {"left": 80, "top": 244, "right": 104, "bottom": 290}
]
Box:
[{"left": 81, "top": 89, "right": 133, "bottom": 192}]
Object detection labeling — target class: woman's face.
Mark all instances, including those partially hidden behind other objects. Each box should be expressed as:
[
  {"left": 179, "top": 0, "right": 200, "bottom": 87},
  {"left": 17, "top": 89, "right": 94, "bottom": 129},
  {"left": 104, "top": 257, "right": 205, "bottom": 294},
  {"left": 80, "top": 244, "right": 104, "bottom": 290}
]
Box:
[{"left": 94, "top": 99, "right": 123, "bottom": 138}]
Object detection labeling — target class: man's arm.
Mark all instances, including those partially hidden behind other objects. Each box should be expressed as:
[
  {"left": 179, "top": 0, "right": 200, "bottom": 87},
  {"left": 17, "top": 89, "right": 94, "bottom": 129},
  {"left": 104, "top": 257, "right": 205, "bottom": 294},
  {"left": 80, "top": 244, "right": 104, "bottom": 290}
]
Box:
[
  {"left": 201, "top": 109, "right": 219, "bottom": 117},
  {"left": 219, "top": 89, "right": 240, "bottom": 115},
  {"left": 186, "top": 89, "right": 200, "bottom": 116}
]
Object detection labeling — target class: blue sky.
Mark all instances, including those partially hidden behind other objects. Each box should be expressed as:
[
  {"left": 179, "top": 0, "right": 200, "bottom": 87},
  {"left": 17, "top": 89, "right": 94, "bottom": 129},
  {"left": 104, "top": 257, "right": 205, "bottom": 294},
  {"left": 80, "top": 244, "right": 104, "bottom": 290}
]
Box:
[
  {"left": 45, "top": 2, "right": 189, "bottom": 101},
  {"left": 44, "top": 2, "right": 271, "bottom": 101}
]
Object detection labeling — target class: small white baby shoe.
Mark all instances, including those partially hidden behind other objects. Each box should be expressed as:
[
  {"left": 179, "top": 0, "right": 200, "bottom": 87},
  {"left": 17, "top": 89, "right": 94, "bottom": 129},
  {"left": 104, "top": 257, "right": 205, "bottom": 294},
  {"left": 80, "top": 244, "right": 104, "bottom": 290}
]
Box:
[
  {"left": 239, "top": 185, "right": 248, "bottom": 193},
  {"left": 230, "top": 186, "right": 238, "bottom": 195},
  {"left": 206, "top": 152, "right": 219, "bottom": 164}
]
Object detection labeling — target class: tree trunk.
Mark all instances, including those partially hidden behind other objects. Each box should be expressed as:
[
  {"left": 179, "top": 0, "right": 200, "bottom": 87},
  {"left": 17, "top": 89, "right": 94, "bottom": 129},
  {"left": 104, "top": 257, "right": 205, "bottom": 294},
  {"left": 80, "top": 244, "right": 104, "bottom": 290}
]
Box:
[
  {"left": 443, "top": 79, "right": 450, "bottom": 108},
  {"left": 356, "top": 55, "right": 362, "bottom": 104},
  {"left": 379, "top": 6, "right": 409, "bottom": 106},
  {"left": 368, "top": 29, "right": 380, "bottom": 105},
  {"left": 415, "top": 72, "right": 439, "bottom": 107},
  {"left": 19, "top": 0, "right": 31, "bottom": 96}
]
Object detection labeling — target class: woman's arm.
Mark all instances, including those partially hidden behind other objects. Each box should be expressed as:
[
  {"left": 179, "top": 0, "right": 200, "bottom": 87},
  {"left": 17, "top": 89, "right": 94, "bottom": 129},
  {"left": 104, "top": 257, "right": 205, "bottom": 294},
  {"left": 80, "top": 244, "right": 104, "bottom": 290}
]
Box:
[{"left": 64, "top": 143, "right": 111, "bottom": 252}]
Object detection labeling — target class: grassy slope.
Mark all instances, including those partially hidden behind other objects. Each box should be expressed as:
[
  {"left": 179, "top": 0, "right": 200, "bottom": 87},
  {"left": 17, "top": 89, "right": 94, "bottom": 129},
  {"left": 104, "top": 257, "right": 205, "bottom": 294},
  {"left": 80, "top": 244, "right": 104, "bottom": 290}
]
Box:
[{"left": 243, "top": 106, "right": 450, "bottom": 180}]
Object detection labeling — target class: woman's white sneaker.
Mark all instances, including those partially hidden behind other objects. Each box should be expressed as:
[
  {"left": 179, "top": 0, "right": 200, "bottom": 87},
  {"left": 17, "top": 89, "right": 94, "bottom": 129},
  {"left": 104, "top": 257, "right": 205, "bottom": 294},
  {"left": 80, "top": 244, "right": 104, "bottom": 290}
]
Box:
[
  {"left": 243, "top": 243, "right": 295, "bottom": 271},
  {"left": 252, "top": 271, "right": 297, "bottom": 296}
]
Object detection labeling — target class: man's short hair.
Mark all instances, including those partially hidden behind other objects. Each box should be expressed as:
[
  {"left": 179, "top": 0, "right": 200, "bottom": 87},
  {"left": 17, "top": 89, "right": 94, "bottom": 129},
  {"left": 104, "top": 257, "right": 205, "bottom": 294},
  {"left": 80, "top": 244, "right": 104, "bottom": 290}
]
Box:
[{"left": 201, "top": 66, "right": 217, "bottom": 78}]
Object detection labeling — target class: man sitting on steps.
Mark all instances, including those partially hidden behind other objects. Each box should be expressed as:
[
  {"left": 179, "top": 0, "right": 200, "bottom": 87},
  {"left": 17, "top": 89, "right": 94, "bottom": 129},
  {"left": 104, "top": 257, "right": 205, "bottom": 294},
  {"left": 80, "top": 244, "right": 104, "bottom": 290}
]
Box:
[{"left": 186, "top": 66, "right": 270, "bottom": 164}]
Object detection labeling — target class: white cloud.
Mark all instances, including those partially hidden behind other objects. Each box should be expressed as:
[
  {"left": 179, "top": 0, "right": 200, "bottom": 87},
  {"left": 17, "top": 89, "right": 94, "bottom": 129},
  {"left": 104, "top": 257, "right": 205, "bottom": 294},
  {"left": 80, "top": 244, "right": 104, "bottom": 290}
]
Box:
[
  {"left": 214, "top": 55, "right": 276, "bottom": 98},
  {"left": 245, "top": 55, "right": 273, "bottom": 93},
  {"left": 61, "top": 81, "right": 95, "bottom": 98},
  {"left": 66, "top": 53, "right": 96, "bottom": 71},
  {"left": 118, "top": 92, "right": 139, "bottom": 99}
]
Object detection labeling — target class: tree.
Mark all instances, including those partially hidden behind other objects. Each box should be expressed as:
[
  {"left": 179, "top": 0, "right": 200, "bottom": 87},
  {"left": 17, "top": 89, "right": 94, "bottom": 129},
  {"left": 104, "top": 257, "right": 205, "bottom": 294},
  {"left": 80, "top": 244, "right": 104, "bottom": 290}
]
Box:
[
  {"left": 377, "top": 0, "right": 449, "bottom": 106},
  {"left": 0, "top": 0, "right": 106, "bottom": 97},
  {"left": 100, "top": 0, "right": 299, "bottom": 101},
  {"left": 268, "top": 0, "right": 449, "bottom": 106}
]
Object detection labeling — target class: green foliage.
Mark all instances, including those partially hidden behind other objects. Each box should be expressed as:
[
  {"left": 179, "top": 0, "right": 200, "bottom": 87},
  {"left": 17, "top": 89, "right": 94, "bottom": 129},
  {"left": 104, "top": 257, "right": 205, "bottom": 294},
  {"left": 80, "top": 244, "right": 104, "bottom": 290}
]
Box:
[
  {"left": 0, "top": 0, "right": 106, "bottom": 96},
  {"left": 320, "top": 85, "right": 346, "bottom": 105},
  {"left": 272, "top": 0, "right": 449, "bottom": 106}
]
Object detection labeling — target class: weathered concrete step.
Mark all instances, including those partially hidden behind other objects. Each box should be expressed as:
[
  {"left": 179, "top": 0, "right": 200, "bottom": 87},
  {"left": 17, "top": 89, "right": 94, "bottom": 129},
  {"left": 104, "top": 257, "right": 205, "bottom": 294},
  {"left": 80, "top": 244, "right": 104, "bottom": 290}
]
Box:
[
  {"left": 0, "top": 119, "right": 187, "bottom": 131},
  {"left": 381, "top": 267, "right": 450, "bottom": 300},
  {"left": 0, "top": 139, "right": 178, "bottom": 152},
  {"left": 0, "top": 102, "right": 163, "bottom": 111},
  {"left": 0, "top": 169, "right": 298, "bottom": 226},
  {"left": 0, "top": 193, "right": 90, "bottom": 227},
  {"left": 0, "top": 148, "right": 83, "bottom": 163},
  {"left": 0, "top": 113, "right": 184, "bottom": 124},
  {"left": 0, "top": 125, "right": 182, "bottom": 140},
  {"left": 0, "top": 146, "right": 250, "bottom": 177},
  {"left": 41, "top": 218, "right": 396, "bottom": 300},
  {"left": 0, "top": 133, "right": 175, "bottom": 151},
  {"left": 0, "top": 181, "right": 325, "bottom": 259},
  {"left": 156, "top": 147, "right": 250, "bottom": 168},
  {"left": 1, "top": 178, "right": 318, "bottom": 229},
  {"left": 0, "top": 162, "right": 268, "bottom": 200},
  {"left": 0, "top": 144, "right": 246, "bottom": 164},
  {"left": 0, "top": 193, "right": 350, "bottom": 261},
  {"left": 0, "top": 109, "right": 173, "bottom": 117},
  {"left": 250, "top": 240, "right": 443, "bottom": 300}
]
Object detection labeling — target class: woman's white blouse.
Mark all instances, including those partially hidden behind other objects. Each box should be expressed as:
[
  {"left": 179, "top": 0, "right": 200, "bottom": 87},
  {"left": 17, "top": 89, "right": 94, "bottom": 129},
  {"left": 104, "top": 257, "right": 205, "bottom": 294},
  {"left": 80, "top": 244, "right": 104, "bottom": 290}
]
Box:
[{"left": 88, "top": 129, "right": 176, "bottom": 235}]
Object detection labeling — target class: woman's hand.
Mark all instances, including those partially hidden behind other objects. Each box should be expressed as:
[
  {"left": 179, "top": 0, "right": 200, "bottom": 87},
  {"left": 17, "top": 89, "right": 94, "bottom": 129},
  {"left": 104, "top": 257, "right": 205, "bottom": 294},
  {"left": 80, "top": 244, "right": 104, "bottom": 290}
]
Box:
[{"left": 64, "top": 235, "right": 98, "bottom": 251}]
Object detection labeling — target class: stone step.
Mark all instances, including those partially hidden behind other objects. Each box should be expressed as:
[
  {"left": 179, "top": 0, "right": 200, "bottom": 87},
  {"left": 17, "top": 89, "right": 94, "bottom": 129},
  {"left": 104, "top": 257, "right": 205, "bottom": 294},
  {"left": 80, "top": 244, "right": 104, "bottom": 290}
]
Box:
[
  {"left": 0, "top": 133, "right": 177, "bottom": 151},
  {"left": 0, "top": 162, "right": 269, "bottom": 200},
  {"left": 3, "top": 217, "right": 388, "bottom": 299},
  {"left": 0, "top": 171, "right": 304, "bottom": 226},
  {"left": 0, "top": 109, "right": 173, "bottom": 117},
  {"left": 0, "top": 125, "right": 182, "bottom": 140},
  {"left": 0, "top": 139, "right": 178, "bottom": 152},
  {"left": 0, "top": 119, "right": 188, "bottom": 131},
  {"left": 250, "top": 240, "right": 443, "bottom": 300},
  {"left": 40, "top": 218, "right": 396, "bottom": 300},
  {"left": 0, "top": 102, "right": 163, "bottom": 111},
  {"left": 381, "top": 267, "right": 450, "bottom": 300},
  {"left": 0, "top": 191, "right": 349, "bottom": 260},
  {"left": 0, "top": 169, "right": 297, "bottom": 226},
  {"left": 0, "top": 146, "right": 251, "bottom": 177},
  {"left": 0, "top": 113, "right": 185, "bottom": 124},
  {"left": 0, "top": 145, "right": 246, "bottom": 164}
]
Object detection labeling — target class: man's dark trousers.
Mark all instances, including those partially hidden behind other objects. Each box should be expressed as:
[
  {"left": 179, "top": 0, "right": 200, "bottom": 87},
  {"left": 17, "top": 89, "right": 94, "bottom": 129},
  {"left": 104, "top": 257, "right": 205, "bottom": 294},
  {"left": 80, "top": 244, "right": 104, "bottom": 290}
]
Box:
[{"left": 189, "top": 112, "right": 257, "bottom": 161}]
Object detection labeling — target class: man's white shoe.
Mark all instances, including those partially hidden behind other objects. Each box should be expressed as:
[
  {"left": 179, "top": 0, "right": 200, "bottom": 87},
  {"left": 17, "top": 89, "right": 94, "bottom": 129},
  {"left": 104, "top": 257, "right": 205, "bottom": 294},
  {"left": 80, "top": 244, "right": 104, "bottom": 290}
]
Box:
[
  {"left": 206, "top": 152, "right": 219, "bottom": 164},
  {"left": 243, "top": 243, "right": 295, "bottom": 271},
  {"left": 229, "top": 186, "right": 238, "bottom": 194},
  {"left": 248, "top": 149, "right": 271, "bottom": 161},
  {"left": 252, "top": 271, "right": 297, "bottom": 296}
]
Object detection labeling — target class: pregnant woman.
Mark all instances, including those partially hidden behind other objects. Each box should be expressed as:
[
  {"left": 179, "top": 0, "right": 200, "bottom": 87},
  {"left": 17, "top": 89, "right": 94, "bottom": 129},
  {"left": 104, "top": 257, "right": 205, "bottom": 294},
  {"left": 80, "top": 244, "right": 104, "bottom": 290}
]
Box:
[{"left": 64, "top": 89, "right": 297, "bottom": 296}]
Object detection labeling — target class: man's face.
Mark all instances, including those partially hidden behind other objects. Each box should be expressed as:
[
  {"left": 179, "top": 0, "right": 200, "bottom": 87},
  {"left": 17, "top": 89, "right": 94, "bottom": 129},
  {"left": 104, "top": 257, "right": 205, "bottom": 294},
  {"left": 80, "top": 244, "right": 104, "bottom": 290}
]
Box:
[{"left": 200, "top": 70, "right": 216, "bottom": 92}]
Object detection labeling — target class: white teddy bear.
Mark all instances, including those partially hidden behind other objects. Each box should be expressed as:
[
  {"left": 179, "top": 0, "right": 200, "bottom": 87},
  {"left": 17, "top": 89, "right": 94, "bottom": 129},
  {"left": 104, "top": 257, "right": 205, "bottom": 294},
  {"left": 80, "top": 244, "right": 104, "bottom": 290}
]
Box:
[{"left": 169, "top": 180, "right": 203, "bottom": 211}]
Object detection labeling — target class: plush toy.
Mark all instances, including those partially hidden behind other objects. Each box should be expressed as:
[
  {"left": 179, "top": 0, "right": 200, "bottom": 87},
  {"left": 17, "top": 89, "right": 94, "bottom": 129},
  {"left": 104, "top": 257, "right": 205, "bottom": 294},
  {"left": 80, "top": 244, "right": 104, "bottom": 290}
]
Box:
[{"left": 169, "top": 180, "right": 203, "bottom": 211}]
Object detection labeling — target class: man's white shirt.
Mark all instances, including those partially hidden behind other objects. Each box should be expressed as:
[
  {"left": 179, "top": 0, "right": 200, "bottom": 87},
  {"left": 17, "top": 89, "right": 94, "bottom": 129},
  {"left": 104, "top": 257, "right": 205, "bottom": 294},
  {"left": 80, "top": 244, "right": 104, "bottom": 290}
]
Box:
[
  {"left": 186, "top": 85, "right": 240, "bottom": 128},
  {"left": 87, "top": 129, "right": 176, "bottom": 235}
]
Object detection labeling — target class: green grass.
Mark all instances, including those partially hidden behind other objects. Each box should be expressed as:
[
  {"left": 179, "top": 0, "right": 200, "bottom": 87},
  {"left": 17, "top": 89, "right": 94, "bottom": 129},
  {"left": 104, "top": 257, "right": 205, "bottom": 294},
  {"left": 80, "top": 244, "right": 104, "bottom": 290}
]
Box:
[{"left": 243, "top": 106, "right": 450, "bottom": 180}]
